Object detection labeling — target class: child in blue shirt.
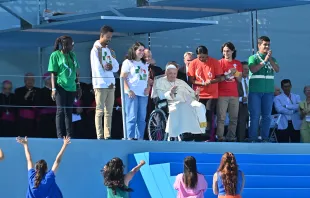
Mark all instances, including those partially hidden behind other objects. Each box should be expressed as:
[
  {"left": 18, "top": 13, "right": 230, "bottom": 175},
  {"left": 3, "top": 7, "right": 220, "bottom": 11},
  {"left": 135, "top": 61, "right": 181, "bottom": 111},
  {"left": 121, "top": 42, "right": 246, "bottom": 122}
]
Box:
[{"left": 16, "top": 136, "right": 71, "bottom": 198}]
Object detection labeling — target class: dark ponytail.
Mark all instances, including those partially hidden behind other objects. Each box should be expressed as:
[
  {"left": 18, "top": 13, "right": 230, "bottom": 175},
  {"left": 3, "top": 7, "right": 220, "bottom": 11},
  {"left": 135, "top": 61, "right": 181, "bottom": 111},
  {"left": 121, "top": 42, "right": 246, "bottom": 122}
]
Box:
[
  {"left": 53, "top": 35, "right": 73, "bottom": 54},
  {"left": 34, "top": 160, "right": 48, "bottom": 188},
  {"left": 183, "top": 156, "right": 198, "bottom": 189},
  {"left": 53, "top": 37, "right": 62, "bottom": 51}
]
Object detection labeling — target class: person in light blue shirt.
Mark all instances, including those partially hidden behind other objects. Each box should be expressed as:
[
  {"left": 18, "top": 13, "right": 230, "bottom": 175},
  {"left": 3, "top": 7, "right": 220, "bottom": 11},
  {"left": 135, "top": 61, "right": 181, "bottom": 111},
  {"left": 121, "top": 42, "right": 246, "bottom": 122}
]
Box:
[{"left": 16, "top": 136, "right": 71, "bottom": 198}]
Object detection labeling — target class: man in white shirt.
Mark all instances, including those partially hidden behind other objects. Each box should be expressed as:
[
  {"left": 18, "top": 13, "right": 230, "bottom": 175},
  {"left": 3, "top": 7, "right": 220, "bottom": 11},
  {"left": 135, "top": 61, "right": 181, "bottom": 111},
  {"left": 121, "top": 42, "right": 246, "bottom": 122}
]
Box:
[
  {"left": 236, "top": 61, "right": 249, "bottom": 142},
  {"left": 90, "top": 25, "right": 119, "bottom": 139},
  {"left": 274, "top": 79, "right": 301, "bottom": 143}
]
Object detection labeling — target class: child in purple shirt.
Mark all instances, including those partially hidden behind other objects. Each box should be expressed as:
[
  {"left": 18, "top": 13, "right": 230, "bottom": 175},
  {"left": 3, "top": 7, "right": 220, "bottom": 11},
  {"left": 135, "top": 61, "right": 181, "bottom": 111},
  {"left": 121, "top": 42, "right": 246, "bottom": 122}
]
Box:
[
  {"left": 17, "top": 136, "right": 71, "bottom": 198},
  {"left": 174, "top": 156, "right": 208, "bottom": 198}
]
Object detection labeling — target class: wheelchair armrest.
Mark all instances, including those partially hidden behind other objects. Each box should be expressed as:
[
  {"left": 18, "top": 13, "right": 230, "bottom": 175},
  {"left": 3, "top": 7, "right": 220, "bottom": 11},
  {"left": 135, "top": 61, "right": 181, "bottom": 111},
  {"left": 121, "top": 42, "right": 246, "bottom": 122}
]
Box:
[{"left": 153, "top": 97, "right": 168, "bottom": 109}]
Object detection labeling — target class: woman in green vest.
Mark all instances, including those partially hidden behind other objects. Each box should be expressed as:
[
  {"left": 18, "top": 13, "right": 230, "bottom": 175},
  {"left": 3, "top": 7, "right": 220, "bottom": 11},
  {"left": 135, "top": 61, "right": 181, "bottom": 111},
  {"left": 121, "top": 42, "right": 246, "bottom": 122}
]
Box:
[{"left": 103, "top": 157, "right": 145, "bottom": 198}]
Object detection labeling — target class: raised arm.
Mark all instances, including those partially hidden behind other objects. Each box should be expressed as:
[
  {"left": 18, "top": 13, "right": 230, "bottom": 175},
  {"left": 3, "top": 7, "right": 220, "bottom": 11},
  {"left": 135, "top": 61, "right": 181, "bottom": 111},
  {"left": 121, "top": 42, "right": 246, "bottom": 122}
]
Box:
[
  {"left": 0, "top": 148, "right": 4, "bottom": 161},
  {"left": 124, "top": 160, "right": 145, "bottom": 186},
  {"left": 51, "top": 136, "right": 71, "bottom": 173},
  {"left": 16, "top": 137, "right": 33, "bottom": 170}
]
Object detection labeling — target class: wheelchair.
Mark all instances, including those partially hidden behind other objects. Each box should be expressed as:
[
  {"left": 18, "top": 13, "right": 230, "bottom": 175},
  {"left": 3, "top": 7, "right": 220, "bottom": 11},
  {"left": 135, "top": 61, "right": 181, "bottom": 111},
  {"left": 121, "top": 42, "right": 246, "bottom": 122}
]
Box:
[
  {"left": 147, "top": 97, "right": 169, "bottom": 141},
  {"left": 147, "top": 74, "right": 182, "bottom": 141}
]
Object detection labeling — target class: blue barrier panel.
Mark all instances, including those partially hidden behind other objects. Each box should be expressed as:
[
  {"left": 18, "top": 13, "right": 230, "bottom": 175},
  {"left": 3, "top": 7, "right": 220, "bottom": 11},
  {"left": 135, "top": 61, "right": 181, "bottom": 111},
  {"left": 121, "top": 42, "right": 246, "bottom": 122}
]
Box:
[
  {"left": 0, "top": 139, "right": 157, "bottom": 198},
  {"left": 148, "top": 152, "right": 310, "bottom": 165},
  {"left": 169, "top": 162, "right": 310, "bottom": 176},
  {"left": 3, "top": 138, "right": 310, "bottom": 198},
  {"left": 131, "top": 152, "right": 310, "bottom": 198},
  {"left": 128, "top": 153, "right": 151, "bottom": 198},
  {"left": 196, "top": 175, "right": 310, "bottom": 188},
  {"left": 169, "top": 176, "right": 310, "bottom": 198}
]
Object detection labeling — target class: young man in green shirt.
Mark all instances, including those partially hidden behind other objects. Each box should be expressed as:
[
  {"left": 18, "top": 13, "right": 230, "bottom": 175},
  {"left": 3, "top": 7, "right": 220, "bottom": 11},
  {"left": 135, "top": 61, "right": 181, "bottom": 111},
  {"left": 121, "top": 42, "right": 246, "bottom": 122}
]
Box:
[{"left": 248, "top": 36, "right": 280, "bottom": 142}]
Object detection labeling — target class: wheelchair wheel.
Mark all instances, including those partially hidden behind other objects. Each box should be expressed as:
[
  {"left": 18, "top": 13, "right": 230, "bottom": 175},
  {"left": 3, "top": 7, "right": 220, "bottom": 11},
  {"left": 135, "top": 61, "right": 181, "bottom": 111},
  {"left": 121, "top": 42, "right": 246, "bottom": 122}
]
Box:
[{"left": 147, "top": 109, "right": 168, "bottom": 141}]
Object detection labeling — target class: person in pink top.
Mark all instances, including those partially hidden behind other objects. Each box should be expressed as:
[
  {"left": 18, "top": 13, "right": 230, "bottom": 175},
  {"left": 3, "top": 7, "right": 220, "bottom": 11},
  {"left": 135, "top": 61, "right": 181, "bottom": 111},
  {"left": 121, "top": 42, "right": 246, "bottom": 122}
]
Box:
[{"left": 174, "top": 156, "right": 207, "bottom": 198}]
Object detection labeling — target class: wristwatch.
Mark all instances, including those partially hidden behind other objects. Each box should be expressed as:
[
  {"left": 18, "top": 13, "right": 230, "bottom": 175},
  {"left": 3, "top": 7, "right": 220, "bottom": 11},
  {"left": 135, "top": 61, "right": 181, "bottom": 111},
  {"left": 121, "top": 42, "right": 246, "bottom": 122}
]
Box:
[{"left": 52, "top": 88, "right": 56, "bottom": 91}]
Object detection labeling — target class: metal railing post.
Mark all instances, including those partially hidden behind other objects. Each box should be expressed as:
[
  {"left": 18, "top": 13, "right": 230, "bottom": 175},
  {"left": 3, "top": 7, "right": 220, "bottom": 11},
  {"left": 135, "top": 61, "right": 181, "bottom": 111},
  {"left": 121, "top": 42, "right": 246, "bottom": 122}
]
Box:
[{"left": 120, "top": 77, "right": 127, "bottom": 140}]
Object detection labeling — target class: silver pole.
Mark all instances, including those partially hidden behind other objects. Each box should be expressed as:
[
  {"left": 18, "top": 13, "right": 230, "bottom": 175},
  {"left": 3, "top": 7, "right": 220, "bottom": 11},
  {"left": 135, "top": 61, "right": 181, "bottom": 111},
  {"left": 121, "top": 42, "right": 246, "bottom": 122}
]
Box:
[
  {"left": 120, "top": 77, "right": 127, "bottom": 140},
  {"left": 38, "top": 47, "right": 43, "bottom": 87},
  {"left": 37, "top": 0, "right": 41, "bottom": 25}
]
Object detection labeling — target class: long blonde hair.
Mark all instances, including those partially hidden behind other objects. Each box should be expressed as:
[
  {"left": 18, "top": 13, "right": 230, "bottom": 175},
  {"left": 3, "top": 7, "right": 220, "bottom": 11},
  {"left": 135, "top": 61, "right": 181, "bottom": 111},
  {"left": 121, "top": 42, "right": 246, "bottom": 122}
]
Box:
[{"left": 217, "top": 152, "right": 239, "bottom": 195}]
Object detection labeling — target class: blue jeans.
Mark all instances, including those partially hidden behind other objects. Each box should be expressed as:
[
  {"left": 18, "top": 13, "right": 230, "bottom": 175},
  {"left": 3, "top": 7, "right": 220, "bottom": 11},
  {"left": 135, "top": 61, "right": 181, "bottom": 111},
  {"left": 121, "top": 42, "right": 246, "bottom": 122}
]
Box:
[
  {"left": 248, "top": 92, "right": 274, "bottom": 141},
  {"left": 124, "top": 95, "right": 148, "bottom": 139}
]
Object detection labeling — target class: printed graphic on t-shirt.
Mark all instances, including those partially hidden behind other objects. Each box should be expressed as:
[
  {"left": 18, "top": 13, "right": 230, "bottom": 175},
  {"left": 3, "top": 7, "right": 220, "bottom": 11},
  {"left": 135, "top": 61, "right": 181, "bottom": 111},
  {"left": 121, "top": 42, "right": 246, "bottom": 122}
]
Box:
[
  {"left": 62, "top": 57, "right": 77, "bottom": 77},
  {"left": 102, "top": 50, "right": 112, "bottom": 64},
  {"left": 208, "top": 71, "right": 213, "bottom": 78},
  {"left": 135, "top": 66, "right": 147, "bottom": 80}
]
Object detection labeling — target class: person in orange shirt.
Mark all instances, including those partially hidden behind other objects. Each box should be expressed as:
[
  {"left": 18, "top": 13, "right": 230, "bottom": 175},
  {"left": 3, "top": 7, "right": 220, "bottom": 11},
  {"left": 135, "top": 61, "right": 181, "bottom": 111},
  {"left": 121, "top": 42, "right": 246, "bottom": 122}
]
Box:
[
  {"left": 217, "top": 42, "right": 243, "bottom": 142},
  {"left": 188, "top": 46, "right": 223, "bottom": 141}
]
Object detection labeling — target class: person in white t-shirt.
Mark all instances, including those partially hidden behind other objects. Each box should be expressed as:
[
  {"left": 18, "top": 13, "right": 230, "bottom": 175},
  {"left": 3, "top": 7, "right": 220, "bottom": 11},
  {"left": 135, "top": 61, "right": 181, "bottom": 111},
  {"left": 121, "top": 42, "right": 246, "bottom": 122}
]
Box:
[
  {"left": 120, "top": 42, "right": 150, "bottom": 140},
  {"left": 90, "top": 25, "right": 119, "bottom": 140}
]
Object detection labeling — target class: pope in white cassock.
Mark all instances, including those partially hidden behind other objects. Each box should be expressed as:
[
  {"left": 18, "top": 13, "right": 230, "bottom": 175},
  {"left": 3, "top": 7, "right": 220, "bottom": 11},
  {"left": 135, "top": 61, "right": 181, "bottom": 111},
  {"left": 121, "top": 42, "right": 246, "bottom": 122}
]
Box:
[{"left": 151, "top": 62, "right": 207, "bottom": 138}]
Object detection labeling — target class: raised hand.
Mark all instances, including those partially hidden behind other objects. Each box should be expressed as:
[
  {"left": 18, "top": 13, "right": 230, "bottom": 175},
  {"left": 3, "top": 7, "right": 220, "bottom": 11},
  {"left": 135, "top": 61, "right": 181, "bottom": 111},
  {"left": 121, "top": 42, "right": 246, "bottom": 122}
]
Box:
[
  {"left": 170, "top": 86, "right": 178, "bottom": 94},
  {"left": 265, "top": 50, "right": 272, "bottom": 62},
  {"left": 63, "top": 136, "right": 71, "bottom": 145},
  {"left": 139, "top": 160, "right": 146, "bottom": 166},
  {"left": 16, "top": 136, "right": 28, "bottom": 145}
]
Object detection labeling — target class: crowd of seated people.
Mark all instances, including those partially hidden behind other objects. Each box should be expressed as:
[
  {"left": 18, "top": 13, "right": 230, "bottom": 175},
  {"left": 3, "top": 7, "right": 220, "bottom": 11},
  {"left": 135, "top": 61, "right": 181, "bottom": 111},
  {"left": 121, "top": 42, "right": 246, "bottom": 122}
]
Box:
[
  {"left": 0, "top": 29, "right": 309, "bottom": 143},
  {"left": 0, "top": 73, "right": 123, "bottom": 139}
]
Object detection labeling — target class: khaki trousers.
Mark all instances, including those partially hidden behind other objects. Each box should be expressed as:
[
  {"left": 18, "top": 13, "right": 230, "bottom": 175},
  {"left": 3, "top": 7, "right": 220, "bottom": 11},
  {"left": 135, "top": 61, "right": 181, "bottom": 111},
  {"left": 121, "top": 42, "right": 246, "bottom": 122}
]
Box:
[
  {"left": 216, "top": 96, "right": 239, "bottom": 140},
  {"left": 94, "top": 88, "right": 115, "bottom": 139}
]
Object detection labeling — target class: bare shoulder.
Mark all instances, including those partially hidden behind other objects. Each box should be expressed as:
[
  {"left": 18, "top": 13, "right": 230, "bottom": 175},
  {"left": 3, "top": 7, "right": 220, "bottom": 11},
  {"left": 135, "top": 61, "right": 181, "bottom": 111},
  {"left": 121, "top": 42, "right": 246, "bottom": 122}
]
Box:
[
  {"left": 213, "top": 172, "right": 218, "bottom": 179},
  {"left": 176, "top": 173, "right": 183, "bottom": 180}
]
